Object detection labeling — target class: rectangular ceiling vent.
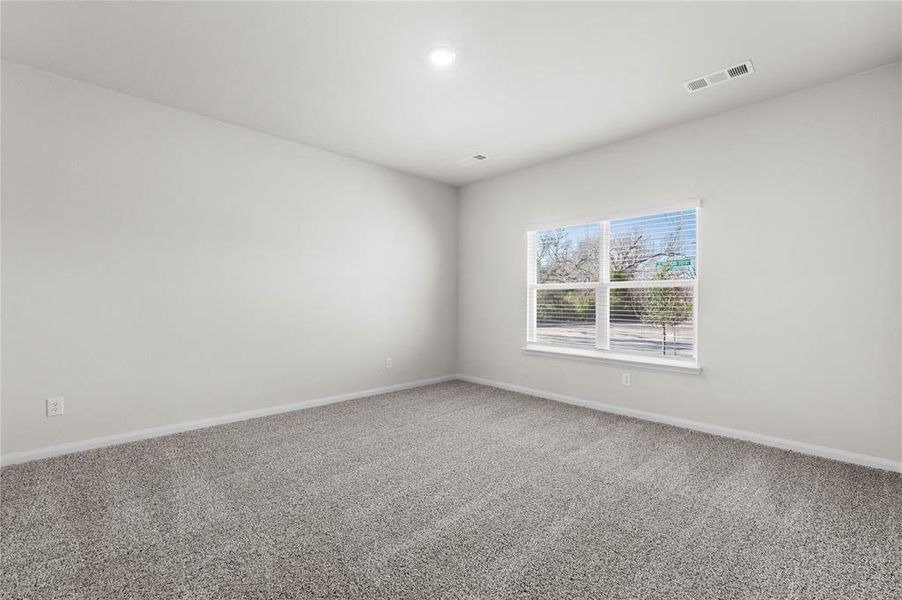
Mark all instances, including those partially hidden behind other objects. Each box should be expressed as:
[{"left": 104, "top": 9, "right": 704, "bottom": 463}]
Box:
[
  {"left": 684, "top": 60, "right": 755, "bottom": 94},
  {"left": 456, "top": 154, "right": 487, "bottom": 167}
]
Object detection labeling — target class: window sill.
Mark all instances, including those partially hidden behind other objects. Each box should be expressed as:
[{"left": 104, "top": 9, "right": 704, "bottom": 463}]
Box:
[{"left": 521, "top": 344, "right": 702, "bottom": 375}]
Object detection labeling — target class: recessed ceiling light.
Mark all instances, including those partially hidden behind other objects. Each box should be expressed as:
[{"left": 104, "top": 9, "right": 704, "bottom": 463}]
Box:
[{"left": 428, "top": 46, "right": 456, "bottom": 69}]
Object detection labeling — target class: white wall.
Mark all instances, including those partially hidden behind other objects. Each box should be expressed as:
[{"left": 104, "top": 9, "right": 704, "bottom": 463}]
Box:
[
  {"left": 458, "top": 64, "right": 902, "bottom": 462},
  {"left": 4, "top": 59, "right": 900, "bottom": 466},
  {"left": 1, "top": 61, "right": 458, "bottom": 456}
]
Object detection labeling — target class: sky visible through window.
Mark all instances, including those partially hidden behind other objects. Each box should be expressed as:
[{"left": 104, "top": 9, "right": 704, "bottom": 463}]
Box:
[
  {"left": 609, "top": 209, "right": 696, "bottom": 281},
  {"left": 535, "top": 210, "right": 696, "bottom": 281},
  {"left": 535, "top": 222, "right": 599, "bottom": 284}
]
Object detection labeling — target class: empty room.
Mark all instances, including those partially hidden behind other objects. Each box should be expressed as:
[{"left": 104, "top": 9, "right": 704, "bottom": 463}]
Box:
[{"left": 1, "top": 1, "right": 900, "bottom": 598}]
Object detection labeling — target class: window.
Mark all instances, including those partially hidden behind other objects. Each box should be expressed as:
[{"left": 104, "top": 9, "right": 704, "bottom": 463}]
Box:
[{"left": 526, "top": 205, "right": 698, "bottom": 369}]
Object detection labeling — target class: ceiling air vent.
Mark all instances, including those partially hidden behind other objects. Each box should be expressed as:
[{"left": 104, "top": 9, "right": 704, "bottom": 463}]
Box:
[
  {"left": 684, "top": 60, "right": 755, "bottom": 94},
  {"left": 456, "top": 154, "right": 488, "bottom": 167},
  {"left": 727, "top": 63, "right": 749, "bottom": 78}
]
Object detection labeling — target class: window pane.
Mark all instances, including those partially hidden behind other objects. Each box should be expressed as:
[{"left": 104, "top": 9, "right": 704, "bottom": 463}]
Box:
[
  {"left": 610, "top": 209, "right": 696, "bottom": 282},
  {"left": 609, "top": 287, "right": 695, "bottom": 359},
  {"left": 536, "top": 289, "right": 596, "bottom": 349},
  {"left": 536, "top": 222, "right": 599, "bottom": 283}
]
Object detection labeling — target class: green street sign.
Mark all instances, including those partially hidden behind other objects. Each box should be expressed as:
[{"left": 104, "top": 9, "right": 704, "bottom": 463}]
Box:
[{"left": 656, "top": 258, "right": 692, "bottom": 267}]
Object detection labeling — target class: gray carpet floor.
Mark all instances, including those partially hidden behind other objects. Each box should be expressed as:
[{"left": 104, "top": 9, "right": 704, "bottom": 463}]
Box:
[{"left": 1, "top": 381, "right": 900, "bottom": 599}]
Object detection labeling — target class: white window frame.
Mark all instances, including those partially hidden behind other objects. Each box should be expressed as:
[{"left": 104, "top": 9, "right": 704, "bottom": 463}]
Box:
[{"left": 524, "top": 200, "right": 701, "bottom": 374}]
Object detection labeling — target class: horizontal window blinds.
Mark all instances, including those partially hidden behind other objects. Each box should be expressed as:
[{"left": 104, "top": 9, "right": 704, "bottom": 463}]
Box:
[{"left": 527, "top": 207, "right": 698, "bottom": 363}]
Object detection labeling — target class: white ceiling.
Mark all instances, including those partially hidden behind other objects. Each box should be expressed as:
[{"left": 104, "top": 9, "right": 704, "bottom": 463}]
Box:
[{"left": 2, "top": 2, "right": 900, "bottom": 186}]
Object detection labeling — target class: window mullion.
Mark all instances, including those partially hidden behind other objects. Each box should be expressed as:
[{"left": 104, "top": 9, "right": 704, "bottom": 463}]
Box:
[
  {"left": 607, "top": 279, "right": 697, "bottom": 290},
  {"left": 533, "top": 282, "right": 597, "bottom": 290},
  {"left": 596, "top": 220, "right": 610, "bottom": 350}
]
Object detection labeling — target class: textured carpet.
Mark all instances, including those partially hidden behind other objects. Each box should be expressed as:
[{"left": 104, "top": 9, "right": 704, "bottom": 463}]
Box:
[{"left": 1, "top": 381, "right": 900, "bottom": 599}]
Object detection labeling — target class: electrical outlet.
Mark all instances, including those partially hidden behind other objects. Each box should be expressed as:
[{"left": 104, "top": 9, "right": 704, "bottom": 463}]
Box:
[
  {"left": 46, "top": 397, "right": 64, "bottom": 417},
  {"left": 621, "top": 373, "right": 631, "bottom": 387},
  {"left": 385, "top": 357, "right": 392, "bottom": 369}
]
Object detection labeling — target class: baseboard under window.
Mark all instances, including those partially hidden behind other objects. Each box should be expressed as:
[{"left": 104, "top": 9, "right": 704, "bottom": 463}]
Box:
[{"left": 455, "top": 374, "right": 902, "bottom": 473}]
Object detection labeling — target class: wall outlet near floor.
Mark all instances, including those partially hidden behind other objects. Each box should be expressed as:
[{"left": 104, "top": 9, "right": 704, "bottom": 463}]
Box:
[
  {"left": 385, "top": 357, "right": 392, "bottom": 369},
  {"left": 621, "top": 373, "right": 631, "bottom": 387},
  {"left": 46, "top": 397, "right": 64, "bottom": 417}
]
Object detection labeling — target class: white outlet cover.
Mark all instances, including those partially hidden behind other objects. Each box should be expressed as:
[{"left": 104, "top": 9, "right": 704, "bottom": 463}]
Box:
[
  {"left": 46, "top": 396, "right": 64, "bottom": 416},
  {"left": 621, "top": 373, "right": 631, "bottom": 387},
  {"left": 385, "top": 357, "right": 392, "bottom": 369}
]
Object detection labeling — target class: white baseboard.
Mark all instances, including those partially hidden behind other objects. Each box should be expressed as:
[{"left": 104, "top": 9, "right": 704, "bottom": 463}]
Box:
[
  {"left": 6, "top": 373, "right": 898, "bottom": 474},
  {"left": 0, "top": 375, "right": 456, "bottom": 467},
  {"left": 456, "top": 374, "right": 902, "bottom": 473}
]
